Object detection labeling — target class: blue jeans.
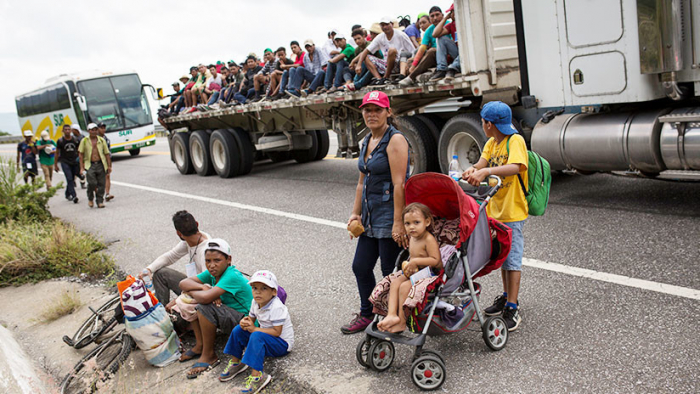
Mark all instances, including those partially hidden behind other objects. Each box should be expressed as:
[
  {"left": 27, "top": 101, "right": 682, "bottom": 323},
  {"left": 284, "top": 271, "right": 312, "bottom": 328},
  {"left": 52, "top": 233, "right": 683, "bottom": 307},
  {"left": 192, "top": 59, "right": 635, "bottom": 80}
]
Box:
[
  {"left": 207, "top": 91, "right": 220, "bottom": 105},
  {"left": 502, "top": 220, "right": 525, "bottom": 271},
  {"left": 60, "top": 161, "right": 80, "bottom": 199},
  {"left": 224, "top": 325, "right": 289, "bottom": 372},
  {"left": 233, "top": 88, "right": 255, "bottom": 104},
  {"left": 437, "top": 36, "right": 460, "bottom": 71},
  {"left": 289, "top": 67, "right": 318, "bottom": 93},
  {"left": 309, "top": 71, "right": 325, "bottom": 92},
  {"left": 280, "top": 69, "right": 294, "bottom": 94},
  {"left": 352, "top": 63, "right": 373, "bottom": 89},
  {"left": 324, "top": 60, "right": 348, "bottom": 88},
  {"left": 352, "top": 235, "right": 402, "bottom": 317}
]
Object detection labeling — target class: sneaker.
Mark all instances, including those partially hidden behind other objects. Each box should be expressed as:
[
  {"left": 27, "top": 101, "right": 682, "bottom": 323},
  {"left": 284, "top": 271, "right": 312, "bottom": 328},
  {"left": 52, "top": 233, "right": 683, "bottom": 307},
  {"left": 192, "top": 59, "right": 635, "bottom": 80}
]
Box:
[
  {"left": 327, "top": 86, "right": 338, "bottom": 94},
  {"left": 502, "top": 306, "right": 521, "bottom": 332},
  {"left": 484, "top": 294, "right": 507, "bottom": 316},
  {"left": 315, "top": 87, "right": 328, "bottom": 94},
  {"left": 219, "top": 359, "right": 249, "bottom": 382},
  {"left": 340, "top": 313, "right": 372, "bottom": 334},
  {"left": 105, "top": 194, "right": 114, "bottom": 201},
  {"left": 429, "top": 70, "right": 447, "bottom": 81},
  {"left": 300, "top": 89, "right": 310, "bottom": 98},
  {"left": 186, "top": 107, "right": 198, "bottom": 113},
  {"left": 398, "top": 76, "right": 415, "bottom": 87},
  {"left": 239, "top": 372, "right": 272, "bottom": 393},
  {"left": 444, "top": 69, "right": 456, "bottom": 82},
  {"left": 73, "top": 197, "right": 79, "bottom": 204}
]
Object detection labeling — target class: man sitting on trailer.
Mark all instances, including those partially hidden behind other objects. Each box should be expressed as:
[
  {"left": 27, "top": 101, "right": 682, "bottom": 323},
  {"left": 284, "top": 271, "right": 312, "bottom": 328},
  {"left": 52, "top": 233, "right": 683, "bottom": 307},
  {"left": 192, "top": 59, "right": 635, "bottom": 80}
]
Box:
[
  {"left": 345, "top": 29, "right": 384, "bottom": 91},
  {"left": 272, "top": 41, "right": 305, "bottom": 100},
  {"left": 432, "top": 5, "right": 460, "bottom": 82},
  {"left": 355, "top": 16, "right": 415, "bottom": 85},
  {"left": 399, "top": 6, "right": 445, "bottom": 86},
  {"left": 267, "top": 47, "right": 294, "bottom": 100},
  {"left": 320, "top": 33, "right": 355, "bottom": 93},
  {"left": 220, "top": 63, "right": 245, "bottom": 105},
  {"left": 200, "top": 64, "right": 223, "bottom": 106},
  {"left": 234, "top": 56, "right": 263, "bottom": 104},
  {"left": 286, "top": 39, "right": 329, "bottom": 97},
  {"left": 252, "top": 49, "right": 276, "bottom": 102}
]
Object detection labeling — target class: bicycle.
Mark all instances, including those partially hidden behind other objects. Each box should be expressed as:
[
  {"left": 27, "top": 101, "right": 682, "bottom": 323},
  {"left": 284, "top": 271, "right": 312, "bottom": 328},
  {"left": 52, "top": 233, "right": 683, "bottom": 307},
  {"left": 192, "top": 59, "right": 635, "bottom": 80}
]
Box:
[
  {"left": 62, "top": 294, "right": 121, "bottom": 349},
  {"left": 60, "top": 328, "right": 133, "bottom": 394}
]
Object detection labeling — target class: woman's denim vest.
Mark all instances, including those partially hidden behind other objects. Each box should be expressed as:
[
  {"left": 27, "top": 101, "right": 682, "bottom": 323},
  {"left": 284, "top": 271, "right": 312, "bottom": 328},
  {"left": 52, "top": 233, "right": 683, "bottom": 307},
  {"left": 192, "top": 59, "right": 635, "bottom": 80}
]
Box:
[{"left": 358, "top": 125, "right": 410, "bottom": 238}]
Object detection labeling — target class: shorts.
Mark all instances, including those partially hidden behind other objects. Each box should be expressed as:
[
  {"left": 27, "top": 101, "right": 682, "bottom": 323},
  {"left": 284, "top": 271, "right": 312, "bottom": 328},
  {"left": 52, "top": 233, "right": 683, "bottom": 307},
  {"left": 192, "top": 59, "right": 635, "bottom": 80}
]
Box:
[
  {"left": 22, "top": 162, "right": 38, "bottom": 176},
  {"left": 368, "top": 55, "right": 400, "bottom": 75},
  {"left": 501, "top": 220, "right": 525, "bottom": 271},
  {"left": 196, "top": 302, "right": 245, "bottom": 334}
]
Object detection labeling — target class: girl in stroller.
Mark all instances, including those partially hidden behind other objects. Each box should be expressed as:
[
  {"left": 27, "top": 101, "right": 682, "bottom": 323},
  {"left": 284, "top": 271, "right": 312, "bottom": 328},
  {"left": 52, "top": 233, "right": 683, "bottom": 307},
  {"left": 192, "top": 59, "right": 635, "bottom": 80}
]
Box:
[{"left": 374, "top": 203, "right": 442, "bottom": 333}]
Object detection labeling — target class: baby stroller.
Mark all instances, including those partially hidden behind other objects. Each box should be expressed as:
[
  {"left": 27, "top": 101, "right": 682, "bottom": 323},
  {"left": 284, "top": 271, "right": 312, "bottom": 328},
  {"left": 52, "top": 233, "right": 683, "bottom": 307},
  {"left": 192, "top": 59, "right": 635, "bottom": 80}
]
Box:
[{"left": 356, "top": 173, "right": 513, "bottom": 391}]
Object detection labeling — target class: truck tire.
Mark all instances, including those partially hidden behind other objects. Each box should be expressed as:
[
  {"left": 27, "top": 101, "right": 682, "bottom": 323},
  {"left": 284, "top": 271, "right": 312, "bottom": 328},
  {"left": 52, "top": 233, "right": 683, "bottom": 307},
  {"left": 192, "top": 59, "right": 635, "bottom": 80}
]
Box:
[
  {"left": 190, "top": 130, "right": 215, "bottom": 176},
  {"left": 438, "top": 114, "right": 486, "bottom": 173},
  {"left": 129, "top": 148, "right": 140, "bottom": 156},
  {"left": 414, "top": 114, "right": 443, "bottom": 146},
  {"left": 171, "top": 132, "right": 195, "bottom": 175},
  {"left": 231, "top": 128, "right": 255, "bottom": 176},
  {"left": 266, "top": 151, "right": 291, "bottom": 163},
  {"left": 292, "top": 131, "right": 319, "bottom": 163},
  {"left": 314, "top": 130, "right": 330, "bottom": 161},
  {"left": 396, "top": 116, "right": 438, "bottom": 175},
  {"left": 210, "top": 129, "right": 241, "bottom": 178}
]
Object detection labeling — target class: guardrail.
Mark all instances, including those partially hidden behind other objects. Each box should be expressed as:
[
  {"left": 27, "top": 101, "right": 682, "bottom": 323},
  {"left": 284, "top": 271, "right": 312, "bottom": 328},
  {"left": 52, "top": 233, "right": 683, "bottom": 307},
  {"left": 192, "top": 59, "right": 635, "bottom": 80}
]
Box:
[{"left": 0, "top": 135, "right": 22, "bottom": 144}]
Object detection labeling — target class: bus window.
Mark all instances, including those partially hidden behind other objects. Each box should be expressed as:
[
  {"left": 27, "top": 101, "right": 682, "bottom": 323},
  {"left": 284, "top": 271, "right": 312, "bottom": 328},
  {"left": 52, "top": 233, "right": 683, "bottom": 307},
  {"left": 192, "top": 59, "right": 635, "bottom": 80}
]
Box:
[
  {"left": 57, "top": 85, "right": 70, "bottom": 110},
  {"left": 78, "top": 78, "right": 123, "bottom": 130},
  {"left": 110, "top": 75, "right": 151, "bottom": 130},
  {"left": 47, "top": 87, "right": 59, "bottom": 112}
]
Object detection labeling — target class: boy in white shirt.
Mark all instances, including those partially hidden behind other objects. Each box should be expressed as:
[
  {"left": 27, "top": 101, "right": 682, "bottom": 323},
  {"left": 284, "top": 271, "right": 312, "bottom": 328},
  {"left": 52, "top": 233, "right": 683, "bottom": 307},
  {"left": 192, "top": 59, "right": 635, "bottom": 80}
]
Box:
[{"left": 220, "top": 270, "right": 293, "bottom": 393}]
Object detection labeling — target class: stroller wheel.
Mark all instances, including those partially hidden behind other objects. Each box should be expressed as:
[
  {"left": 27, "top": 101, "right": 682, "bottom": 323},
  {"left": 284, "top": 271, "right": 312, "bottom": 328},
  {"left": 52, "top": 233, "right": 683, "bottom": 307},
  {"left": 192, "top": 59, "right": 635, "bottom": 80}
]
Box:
[
  {"left": 367, "top": 340, "right": 395, "bottom": 372},
  {"left": 356, "top": 338, "right": 373, "bottom": 368},
  {"left": 416, "top": 349, "right": 445, "bottom": 365},
  {"left": 411, "top": 355, "right": 446, "bottom": 391},
  {"left": 482, "top": 316, "right": 508, "bottom": 351}
]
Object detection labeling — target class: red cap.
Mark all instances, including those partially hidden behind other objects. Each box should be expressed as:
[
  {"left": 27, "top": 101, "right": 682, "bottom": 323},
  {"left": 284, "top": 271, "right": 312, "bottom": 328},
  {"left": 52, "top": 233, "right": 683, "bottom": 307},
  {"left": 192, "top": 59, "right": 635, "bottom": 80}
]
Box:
[
  {"left": 447, "top": 4, "right": 454, "bottom": 13},
  {"left": 359, "top": 90, "right": 391, "bottom": 109}
]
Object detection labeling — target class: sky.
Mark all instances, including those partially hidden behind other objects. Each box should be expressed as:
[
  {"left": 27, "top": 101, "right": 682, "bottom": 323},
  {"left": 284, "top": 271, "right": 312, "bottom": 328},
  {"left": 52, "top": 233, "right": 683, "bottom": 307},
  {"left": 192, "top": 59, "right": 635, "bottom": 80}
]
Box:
[{"left": 0, "top": 0, "right": 439, "bottom": 123}]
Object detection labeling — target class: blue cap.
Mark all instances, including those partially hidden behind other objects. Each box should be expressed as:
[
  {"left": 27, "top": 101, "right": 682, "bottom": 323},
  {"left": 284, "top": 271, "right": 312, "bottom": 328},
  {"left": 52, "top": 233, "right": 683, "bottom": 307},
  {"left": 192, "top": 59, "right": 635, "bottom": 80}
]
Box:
[{"left": 480, "top": 101, "right": 517, "bottom": 135}]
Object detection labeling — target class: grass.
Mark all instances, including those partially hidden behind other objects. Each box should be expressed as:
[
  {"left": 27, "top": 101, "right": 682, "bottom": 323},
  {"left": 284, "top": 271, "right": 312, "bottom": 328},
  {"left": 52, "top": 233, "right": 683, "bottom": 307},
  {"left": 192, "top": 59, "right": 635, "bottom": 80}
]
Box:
[
  {"left": 0, "top": 219, "right": 115, "bottom": 286},
  {"left": 40, "top": 290, "right": 83, "bottom": 322}
]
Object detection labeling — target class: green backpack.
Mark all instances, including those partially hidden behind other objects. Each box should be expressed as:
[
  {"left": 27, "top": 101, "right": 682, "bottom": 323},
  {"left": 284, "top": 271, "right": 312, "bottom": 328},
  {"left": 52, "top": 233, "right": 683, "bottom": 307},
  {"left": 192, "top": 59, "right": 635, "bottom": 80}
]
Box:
[{"left": 506, "top": 136, "right": 551, "bottom": 216}]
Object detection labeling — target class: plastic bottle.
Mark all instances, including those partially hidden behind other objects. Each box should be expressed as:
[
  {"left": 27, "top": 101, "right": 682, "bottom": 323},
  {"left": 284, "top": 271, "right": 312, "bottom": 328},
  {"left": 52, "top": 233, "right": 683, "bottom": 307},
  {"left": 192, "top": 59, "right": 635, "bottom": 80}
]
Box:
[
  {"left": 448, "top": 155, "right": 461, "bottom": 181},
  {"left": 142, "top": 269, "right": 154, "bottom": 292}
]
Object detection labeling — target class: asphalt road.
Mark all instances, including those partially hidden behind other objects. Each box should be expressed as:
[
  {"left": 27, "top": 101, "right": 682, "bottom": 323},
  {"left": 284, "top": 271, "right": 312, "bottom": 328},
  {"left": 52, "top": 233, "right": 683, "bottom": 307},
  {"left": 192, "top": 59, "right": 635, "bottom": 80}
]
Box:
[{"left": 2, "top": 137, "right": 699, "bottom": 393}]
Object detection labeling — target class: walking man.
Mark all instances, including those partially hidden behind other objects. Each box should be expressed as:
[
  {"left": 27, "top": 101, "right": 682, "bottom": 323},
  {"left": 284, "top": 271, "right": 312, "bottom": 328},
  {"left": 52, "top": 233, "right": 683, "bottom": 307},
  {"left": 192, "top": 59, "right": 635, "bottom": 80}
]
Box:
[
  {"left": 71, "top": 124, "right": 87, "bottom": 190},
  {"left": 35, "top": 130, "right": 57, "bottom": 189},
  {"left": 16, "top": 130, "right": 38, "bottom": 184},
  {"left": 78, "top": 123, "right": 111, "bottom": 208},
  {"left": 97, "top": 123, "right": 114, "bottom": 201},
  {"left": 55, "top": 124, "right": 80, "bottom": 203}
]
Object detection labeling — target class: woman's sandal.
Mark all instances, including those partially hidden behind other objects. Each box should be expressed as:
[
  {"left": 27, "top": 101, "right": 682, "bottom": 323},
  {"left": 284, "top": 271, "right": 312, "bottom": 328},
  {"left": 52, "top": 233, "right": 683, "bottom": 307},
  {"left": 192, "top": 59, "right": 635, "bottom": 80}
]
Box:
[
  {"left": 179, "top": 349, "right": 201, "bottom": 362},
  {"left": 186, "top": 359, "right": 220, "bottom": 379}
]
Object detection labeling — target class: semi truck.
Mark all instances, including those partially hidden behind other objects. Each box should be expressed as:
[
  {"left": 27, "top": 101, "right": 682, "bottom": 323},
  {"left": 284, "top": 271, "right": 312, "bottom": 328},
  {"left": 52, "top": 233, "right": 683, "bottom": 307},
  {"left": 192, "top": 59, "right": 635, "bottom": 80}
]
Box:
[{"left": 162, "top": 0, "right": 700, "bottom": 181}]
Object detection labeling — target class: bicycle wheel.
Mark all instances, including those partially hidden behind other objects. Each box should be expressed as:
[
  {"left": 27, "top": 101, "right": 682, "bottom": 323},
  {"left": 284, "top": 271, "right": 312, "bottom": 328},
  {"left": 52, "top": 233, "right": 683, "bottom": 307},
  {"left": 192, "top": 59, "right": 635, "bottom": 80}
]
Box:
[
  {"left": 60, "top": 330, "right": 133, "bottom": 394},
  {"left": 63, "top": 295, "right": 120, "bottom": 349}
]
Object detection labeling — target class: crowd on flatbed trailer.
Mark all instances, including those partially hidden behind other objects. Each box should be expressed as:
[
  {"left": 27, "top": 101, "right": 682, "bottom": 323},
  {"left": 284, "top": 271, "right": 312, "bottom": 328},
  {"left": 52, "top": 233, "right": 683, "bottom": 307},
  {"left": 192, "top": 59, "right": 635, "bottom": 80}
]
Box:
[{"left": 158, "top": 4, "right": 460, "bottom": 119}]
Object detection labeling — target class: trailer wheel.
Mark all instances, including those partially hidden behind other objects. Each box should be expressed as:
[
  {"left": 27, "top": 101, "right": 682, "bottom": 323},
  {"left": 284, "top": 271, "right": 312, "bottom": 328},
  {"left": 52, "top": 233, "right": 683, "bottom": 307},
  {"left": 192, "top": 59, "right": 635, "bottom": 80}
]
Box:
[
  {"left": 266, "top": 151, "right": 291, "bottom": 163},
  {"left": 438, "top": 114, "right": 486, "bottom": 173},
  {"left": 172, "top": 133, "right": 195, "bottom": 175},
  {"left": 190, "top": 130, "right": 215, "bottom": 176},
  {"left": 210, "top": 129, "right": 241, "bottom": 178},
  {"left": 129, "top": 148, "right": 141, "bottom": 156},
  {"left": 414, "top": 114, "right": 443, "bottom": 146},
  {"left": 292, "top": 131, "right": 319, "bottom": 163},
  {"left": 314, "top": 130, "right": 330, "bottom": 161},
  {"left": 397, "top": 116, "right": 438, "bottom": 175},
  {"left": 230, "top": 128, "right": 255, "bottom": 176}
]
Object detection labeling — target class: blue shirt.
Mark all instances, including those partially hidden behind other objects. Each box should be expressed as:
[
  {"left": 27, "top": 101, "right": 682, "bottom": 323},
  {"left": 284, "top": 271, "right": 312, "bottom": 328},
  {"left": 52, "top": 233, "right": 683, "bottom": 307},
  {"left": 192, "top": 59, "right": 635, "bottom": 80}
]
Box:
[
  {"left": 17, "top": 141, "right": 36, "bottom": 164},
  {"left": 358, "top": 126, "right": 410, "bottom": 238},
  {"left": 404, "top": 24, "right": 421, "bottom": 40}
]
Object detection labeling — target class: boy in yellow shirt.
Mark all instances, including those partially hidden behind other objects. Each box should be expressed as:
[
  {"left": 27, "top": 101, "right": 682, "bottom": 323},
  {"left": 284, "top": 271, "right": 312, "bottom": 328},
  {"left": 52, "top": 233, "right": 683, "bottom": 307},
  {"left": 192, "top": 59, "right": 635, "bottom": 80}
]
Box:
[{"left": 462, "top": 101, "right": 528, "bottom": 331}]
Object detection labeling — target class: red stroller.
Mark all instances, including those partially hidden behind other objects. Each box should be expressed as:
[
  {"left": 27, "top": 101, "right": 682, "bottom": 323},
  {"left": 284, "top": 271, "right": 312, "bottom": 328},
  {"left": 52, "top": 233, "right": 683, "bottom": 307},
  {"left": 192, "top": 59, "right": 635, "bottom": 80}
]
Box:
[{"left": 356, "top": 173, "right": 513, "bottom": 391}]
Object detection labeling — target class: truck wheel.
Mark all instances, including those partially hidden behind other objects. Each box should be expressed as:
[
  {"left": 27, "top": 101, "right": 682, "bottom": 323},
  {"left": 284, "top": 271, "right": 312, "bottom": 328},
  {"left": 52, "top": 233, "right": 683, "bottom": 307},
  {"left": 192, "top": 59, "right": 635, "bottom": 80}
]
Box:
[
  {"left": 292, "top": 131, "right": 319, "bottom": 163},
  {"left": 438, "top": 114, "right": 486, "bottom": 173},
  {"left": 314, "top": 130, "right": 330, "bottom": 161},
  {"left": 396, "top": 116, "right": 438, "bottom": 175},
  {"left": 172, "top": 133, "right": 195, "bottom": 175},
  {"left": 231, "top": 128, "right": 255, "bottom": 176},
  {"left": 190, "top": 130, "right": 215, "bottom": 176},
  {"left": 267, "top": 151, "right": 291, "bottom": 163},
  {"left": 414, "top": 114, "right": 443, "bottom": 146},
  {"left": 210, "top": 129, "right": 241, "bottom": 178},
  {"left": 129, "top": 148, "right": 140, "bottom": 156}
]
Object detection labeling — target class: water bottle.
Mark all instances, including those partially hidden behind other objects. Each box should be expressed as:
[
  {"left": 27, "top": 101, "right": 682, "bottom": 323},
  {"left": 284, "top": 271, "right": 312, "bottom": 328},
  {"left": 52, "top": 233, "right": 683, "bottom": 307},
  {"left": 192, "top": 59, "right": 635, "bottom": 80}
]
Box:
[
  {"left": 142, "top": 269, "right": 154, "bottom": 292},
  {"left": 448, "top": 155, "right": 461, "bottom": 181}
]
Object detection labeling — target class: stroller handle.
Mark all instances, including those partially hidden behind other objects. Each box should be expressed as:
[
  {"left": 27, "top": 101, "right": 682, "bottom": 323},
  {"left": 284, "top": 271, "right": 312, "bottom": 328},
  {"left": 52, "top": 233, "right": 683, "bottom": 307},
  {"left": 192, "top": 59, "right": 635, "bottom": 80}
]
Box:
[{"left": 459, "top": 175, "right": 502, "bottom": 200}]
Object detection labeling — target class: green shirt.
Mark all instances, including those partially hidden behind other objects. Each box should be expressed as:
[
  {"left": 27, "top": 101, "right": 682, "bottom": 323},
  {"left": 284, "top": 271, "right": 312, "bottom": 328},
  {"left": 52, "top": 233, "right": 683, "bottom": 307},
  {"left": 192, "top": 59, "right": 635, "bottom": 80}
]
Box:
[
  {"left": 78, "top": 136, "right": 110, "bottom": 170},
  {"left": 340, "top": 44, "right": 355, "bottom": 62},
  {"left": 355, "top": 42, "right": 383, "bottom": 59},
  {"left": 35, "top": 139, "right": 57, "bottom": 166},
  {"left": 197, "top": 266, "right": 253, "bottom": 314}
]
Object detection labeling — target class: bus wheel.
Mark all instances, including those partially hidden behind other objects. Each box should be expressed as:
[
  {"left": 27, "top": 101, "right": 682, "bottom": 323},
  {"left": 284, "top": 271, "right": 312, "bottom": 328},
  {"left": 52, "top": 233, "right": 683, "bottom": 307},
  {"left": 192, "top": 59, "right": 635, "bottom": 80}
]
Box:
[
  {"left": 314, "top": 130, "right": 330, "bottom": 161},
  {"left": 396, "top": 116, "right": 438, "bottom": 175},
  {"left": 210, "top": 129, "right": 241, "bottom": 178},
  {"left": 292, "top": 131, "right": 319, "bottom": 164},
  {"left": 190, "top": 130, "right": 215, "bottom": 176},
  {"left": 230, "top": 128, "right": 255, "bottom": 176},
  {"left": 129, "top": 148, "right": 140, "bottom": 156},
  {"left": 172, "top": 133, "right": 195, "bottom": 175},
  {"left": 438, "top": 114, "right": 486, "bottom": 174}
]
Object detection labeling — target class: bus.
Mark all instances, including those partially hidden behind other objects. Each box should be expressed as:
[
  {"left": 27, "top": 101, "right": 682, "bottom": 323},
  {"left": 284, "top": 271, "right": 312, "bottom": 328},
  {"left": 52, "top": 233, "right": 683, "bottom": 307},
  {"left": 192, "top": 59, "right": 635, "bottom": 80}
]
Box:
[{"left": 15, "top": 70, "right": 156, "bottom": 155}]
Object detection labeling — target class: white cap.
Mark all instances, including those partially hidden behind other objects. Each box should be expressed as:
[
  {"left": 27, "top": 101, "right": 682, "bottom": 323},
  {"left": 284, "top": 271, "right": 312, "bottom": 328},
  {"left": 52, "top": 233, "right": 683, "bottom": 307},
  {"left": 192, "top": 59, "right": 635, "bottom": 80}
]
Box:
[
  {"left": 334, "top": 33, "right": 346, "bottom": 40},
  {"left": 248, "top": 270, "right": 278, "bottom": 290},
  {"left": 205, "top": 238, "right": 231, "bottom": 257},
  {"left": 87, "top": 123, "right": 98, "bottom": 130},
  {"left": 304, "top": 39, "right": 314, "bottom": 47},
  {"left": 40, "top": 130, "right": 50, "bottom": 140},
  {"left": 380, "top": 16, "right": 393, "bottom": 24},
  {"left": 330, "top": 28, "right": 339, "bottom": 35},
  {"left": 23, "top": 130, "right": 33, "bottom": 137},
  {"left": 71, "top": 124, "right": 81, "bottom": 131}
]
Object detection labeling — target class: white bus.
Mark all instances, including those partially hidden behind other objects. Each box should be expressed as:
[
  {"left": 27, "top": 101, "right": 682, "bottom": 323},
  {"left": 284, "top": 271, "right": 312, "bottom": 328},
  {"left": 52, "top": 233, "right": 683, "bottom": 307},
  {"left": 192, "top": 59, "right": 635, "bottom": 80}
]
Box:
[{"left": 15, "top": 70, "right": 156, "bottom": 155}]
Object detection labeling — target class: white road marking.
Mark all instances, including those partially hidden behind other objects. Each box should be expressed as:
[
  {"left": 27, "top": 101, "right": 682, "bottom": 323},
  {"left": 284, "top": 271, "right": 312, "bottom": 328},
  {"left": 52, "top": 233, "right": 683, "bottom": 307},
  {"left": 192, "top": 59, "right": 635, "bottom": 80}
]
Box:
[{"left": 112, "top": 180, "right": 700, "bottom": 301}]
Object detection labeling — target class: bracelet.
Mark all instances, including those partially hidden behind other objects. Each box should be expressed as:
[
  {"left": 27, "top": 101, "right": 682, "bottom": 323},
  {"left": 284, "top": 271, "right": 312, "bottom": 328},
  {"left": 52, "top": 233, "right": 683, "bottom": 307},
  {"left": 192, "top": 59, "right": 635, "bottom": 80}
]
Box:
[{"left": 488, "top": 168, "right": 492, "bottom": 175}]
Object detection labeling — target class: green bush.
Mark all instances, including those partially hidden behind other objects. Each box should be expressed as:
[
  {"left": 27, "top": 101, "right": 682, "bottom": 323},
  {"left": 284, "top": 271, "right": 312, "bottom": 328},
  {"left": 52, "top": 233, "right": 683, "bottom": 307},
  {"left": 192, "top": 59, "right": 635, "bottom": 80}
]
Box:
[
  {"left": 0, "top": 220, "right": 115, "bottom": 286},
  {"left": 0, "top": 156, "right": 61, "bottom": 223}
]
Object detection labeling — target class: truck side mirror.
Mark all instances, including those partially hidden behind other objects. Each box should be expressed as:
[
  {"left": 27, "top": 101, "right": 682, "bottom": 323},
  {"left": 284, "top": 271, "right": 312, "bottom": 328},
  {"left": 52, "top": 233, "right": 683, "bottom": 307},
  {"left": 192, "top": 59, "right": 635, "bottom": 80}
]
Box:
[
  {"left": 74, "top": 94, "right": 87, "bottom": 112},
  {"left": 142, "top": 84, "right": 160, "bottom": 100}
]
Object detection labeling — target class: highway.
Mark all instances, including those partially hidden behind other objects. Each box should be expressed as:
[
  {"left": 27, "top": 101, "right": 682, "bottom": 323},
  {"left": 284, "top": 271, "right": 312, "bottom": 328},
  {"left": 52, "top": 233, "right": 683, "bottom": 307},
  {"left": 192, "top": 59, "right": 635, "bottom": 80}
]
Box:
[{"left": 1, "top": 137, "right": 699, "bottom": 393}]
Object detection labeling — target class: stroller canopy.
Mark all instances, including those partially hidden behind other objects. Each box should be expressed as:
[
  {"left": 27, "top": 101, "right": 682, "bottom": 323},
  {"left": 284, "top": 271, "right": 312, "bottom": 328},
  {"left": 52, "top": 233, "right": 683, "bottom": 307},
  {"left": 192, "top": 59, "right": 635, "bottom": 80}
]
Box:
[{"left": 405, "top": 173, "right": 480, "bottom": 246}]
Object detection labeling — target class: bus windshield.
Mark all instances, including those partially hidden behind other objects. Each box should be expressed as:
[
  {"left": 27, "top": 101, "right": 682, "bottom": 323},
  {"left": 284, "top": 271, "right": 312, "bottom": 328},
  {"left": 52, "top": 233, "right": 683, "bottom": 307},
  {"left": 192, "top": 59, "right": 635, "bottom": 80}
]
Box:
[{"left": 77, "top": 74, "right": 151, "bottom": 132}]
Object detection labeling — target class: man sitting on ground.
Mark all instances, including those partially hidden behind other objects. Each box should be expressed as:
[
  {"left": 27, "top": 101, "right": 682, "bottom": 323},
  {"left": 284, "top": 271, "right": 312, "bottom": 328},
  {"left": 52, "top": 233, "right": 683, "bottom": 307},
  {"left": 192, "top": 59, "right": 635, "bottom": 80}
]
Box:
[{"left": 355, "top": 16, "right": 415, "bottom": 85}]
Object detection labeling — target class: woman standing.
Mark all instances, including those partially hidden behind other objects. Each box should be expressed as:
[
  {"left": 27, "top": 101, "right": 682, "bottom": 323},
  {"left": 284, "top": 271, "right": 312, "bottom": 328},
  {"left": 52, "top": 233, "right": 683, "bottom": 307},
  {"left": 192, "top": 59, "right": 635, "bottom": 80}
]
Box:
[{"left": 342, "top": 91, "right": 410, "bottom": 334}]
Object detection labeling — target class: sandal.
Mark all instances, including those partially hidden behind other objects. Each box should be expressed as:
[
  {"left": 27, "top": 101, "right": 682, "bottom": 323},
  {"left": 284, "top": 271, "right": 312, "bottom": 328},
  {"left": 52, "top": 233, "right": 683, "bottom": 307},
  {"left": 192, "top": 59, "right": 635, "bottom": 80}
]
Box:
[
  {"left": 186, "top": 359, "right": 220, "bottom": 379},
  {"left": 179, "top": 349, "right": 201, "bottom": 362}
]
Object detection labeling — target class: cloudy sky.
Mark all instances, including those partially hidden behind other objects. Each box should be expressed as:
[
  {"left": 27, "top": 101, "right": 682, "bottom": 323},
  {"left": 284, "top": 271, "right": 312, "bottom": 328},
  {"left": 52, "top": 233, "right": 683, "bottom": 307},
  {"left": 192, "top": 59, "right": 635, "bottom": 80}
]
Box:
[{"left": 0, "top": 0, "right": 438, "bottom": 117}]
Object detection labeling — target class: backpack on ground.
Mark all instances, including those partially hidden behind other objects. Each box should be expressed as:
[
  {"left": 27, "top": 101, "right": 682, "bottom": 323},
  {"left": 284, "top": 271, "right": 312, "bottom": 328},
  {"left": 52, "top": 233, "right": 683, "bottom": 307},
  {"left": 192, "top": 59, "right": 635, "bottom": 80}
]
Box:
[{"left": 507, "top": 136, "right": 551, "bottom": 216}]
